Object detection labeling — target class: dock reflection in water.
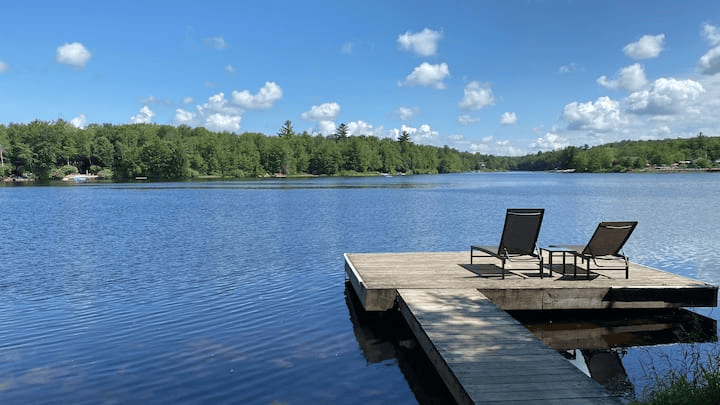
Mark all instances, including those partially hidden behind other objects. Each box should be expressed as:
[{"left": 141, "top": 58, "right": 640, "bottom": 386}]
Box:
[
  {"left": 511, "top": 309, "right": 718, "bottom": 398},
  {"left": 347, "top": 278, "right": 717, "bottom": 403},
  {"left": 345, "top": 283, "right": 456, "bottom": 405}
]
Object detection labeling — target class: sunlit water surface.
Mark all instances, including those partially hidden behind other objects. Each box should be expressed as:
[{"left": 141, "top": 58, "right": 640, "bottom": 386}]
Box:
[{"left": 1, "top": 172, "right": 719, "bottom": 404}]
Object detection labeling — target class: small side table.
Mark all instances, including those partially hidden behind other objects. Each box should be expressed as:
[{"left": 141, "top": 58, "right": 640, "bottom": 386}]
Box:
[{"left": 541, "top": 246, "right": 579, "bottom": 278}]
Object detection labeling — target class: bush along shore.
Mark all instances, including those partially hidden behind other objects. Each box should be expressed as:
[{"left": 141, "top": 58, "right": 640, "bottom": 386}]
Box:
[{"left": 1, "top": 120, "right": 719, "bottom": 181}]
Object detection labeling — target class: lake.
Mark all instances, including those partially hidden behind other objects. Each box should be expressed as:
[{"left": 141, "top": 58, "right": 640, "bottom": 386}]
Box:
[{"left": 1, "top": 172, "right": 719, "bottom": 404}]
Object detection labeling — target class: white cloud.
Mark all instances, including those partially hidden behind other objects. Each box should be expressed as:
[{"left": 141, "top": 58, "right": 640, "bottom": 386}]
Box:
[
  {"left": 206, "top": 113, "right": 241, "bottom": 132},
  {"left": 174, "top": 108, "right": 194, "bottom": 125},
  {"left": 173, "top": 92, "right": 243, "bottom": 132},
  {"left": 316, "top": 121, "right": 337, "bottom": 136},
  {"left": 699, "top": 46, "right": 720, "bottom": 75},
  {"left": 457, "top": 114, "right": 479, "bottom": 126},
  {"left": 232, "top": 82, "right": 283, "bottom": 109},
  {"left": 397, "top": 28, "right": 444, "bottom": 57},
  {"left": 56, "top": 42, "right": 92, "bottom": 69},
  {"left": 623, "top": 34, "right": 665, "bottom": 60},
  {"left": 205, "top": 36, "right": 230, "bottom": 50},
  {"left": 347, "top": 120, "right": 382, "bottom": 137},
  {"left": 301, "top": 102, "right": 341, "bottom": 135},
  {"left": 531, "top": 132, "right": 569, "bottom": 151},
  {"left": 399, "top": 62, "right": 449, "bottom": 89},
  {"left": 225, "top": 64, "right": 235, "bottom": 74},
  {"left": 458, "top": 81, "right": 495, "bottom": 110},
  {"left": 626, "top": 77, "right": 705, "bottom": 115},
  {"left": 702, "top": 23, "right": 720, "bottom": 46},
  {"left": 390, "top": 124, "right": 438, "bottom": 142},
  {"left": 562, "top": 96, "right": 626, "bottom": 132},
  {"left": 182, "top": 96, "right": 194, "bottom": 105},
  {"left": 395, "top": 106, "right": 419, "bottom": 121},
  {"left": 301, "top": 102, "right": 341, "bottom": 121},
  {"left": 130, "top": 106, "right": 155, "bottom": 124},
  {"left": 500, "top": 112, "right": 518, "bottom": 125},
  {"left": 0, "top": 61, "right": 9, "bottom": 73},
  {"left": 596, "top": 63, "right": 649, "bottom": 92},
  {"left": 70, "top": 114, "right": 88, "bottom": 129}
]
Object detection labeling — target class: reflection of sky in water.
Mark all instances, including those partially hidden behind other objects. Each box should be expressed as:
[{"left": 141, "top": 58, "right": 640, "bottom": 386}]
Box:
[{"left": 1, "top": 172, "right": 719, "bottom": 404}]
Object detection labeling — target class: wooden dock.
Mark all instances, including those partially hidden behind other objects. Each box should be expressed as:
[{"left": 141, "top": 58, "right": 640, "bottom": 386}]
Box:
[{"left": 344, "top": 251, "right": 718, "bottom": 405}]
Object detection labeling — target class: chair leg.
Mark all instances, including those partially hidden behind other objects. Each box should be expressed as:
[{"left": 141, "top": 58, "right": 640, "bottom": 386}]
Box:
[{"left": 587, "top": 260, "right": 591, "bottom": 280}]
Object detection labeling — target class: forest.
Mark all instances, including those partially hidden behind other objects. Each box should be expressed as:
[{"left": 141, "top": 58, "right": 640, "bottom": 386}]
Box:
[{"left": 0, "top": 119, "right": 718, "bottom": 181}]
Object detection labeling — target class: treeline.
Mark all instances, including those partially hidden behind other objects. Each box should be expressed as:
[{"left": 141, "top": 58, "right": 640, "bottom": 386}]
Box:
[
  {"left": 509, "top": 133, "right": 720, "bottom": 172},
  {"left": 0, "top": 120, "right": 493, "bottom": 180},
  {"left": 2, "top": 120, "right": 717, "bottom": 180}
]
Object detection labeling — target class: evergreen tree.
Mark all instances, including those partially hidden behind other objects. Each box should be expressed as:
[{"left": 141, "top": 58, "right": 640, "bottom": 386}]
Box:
[
  {"left": 335, "top": 123, "right": 349, "bottom": 141},
  {"left": 278, "top": 120, "right": 295, "bottom": 138}
]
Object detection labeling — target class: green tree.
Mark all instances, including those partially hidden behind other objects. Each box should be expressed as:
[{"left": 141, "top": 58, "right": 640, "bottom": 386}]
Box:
[
  {"left": 277, "top": 120, "right": 295, "bottom": 138},
  {"left": 335, "top": 123, "right": 349, "bottom": 141}
]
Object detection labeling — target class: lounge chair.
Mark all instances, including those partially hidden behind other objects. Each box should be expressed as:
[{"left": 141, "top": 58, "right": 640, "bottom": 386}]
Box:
[
  {"left": 554, "top": 221, "right": 637, "bottom": 279},
  {"left": 470, "top": 208, "right": 545, "bottom": 279}
]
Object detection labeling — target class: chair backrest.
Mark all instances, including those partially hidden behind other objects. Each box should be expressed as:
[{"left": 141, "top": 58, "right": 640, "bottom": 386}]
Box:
[
  {"left": 498, "top": 208, "right": 544, "bottom": 255},
  {"left": 582, "top": 221, "right": 638, "bottom": 257}
]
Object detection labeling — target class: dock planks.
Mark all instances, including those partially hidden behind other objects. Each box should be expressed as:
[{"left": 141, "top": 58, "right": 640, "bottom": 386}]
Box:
[
  {"left": 345, "top": 251, "right": 718, "bottom": 311},
  {"left": 344, "top": 251, "right": 719, "bottom": 405},
  {"left": 397, "top": 289, "right": 620, "bottom": 404}
]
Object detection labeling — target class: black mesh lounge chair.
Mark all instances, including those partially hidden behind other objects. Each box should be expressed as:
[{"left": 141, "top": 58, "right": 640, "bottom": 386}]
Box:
[
  {"left": 556, "top": 221, "right": 638, "bottom": 279},
  {"left": 470, "top": 208, "right": 545, "bottom": 279}
]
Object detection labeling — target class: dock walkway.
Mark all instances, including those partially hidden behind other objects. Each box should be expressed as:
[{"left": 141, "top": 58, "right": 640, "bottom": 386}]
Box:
[{"left": 344, "top": 251, "right": 718, "bottom": 405}]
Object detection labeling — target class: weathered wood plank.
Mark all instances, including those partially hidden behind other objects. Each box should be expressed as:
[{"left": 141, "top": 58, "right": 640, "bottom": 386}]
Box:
[
  {"left": 344, "top": 252, "right": 718, "bottom": 311},
  {"left": 397, "top": 289, "right": 620, "bottom": 405}
]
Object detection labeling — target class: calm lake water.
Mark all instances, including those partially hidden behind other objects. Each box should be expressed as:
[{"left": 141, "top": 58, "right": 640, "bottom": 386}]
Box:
[{"left": 1, "top": 172, "right": 719, "bottom": 404}]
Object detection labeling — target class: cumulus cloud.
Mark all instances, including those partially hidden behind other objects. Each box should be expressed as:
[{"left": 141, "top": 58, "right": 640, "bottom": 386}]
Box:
[
  {"left": 390, "top": 124, "right": 438, "bottom": 143},
  {"left": 301, "top": 102, "right": 341, "bottom": 135},
  {"left": 703, "top": 23, "right": 720, "bottom": 46},
  {"left": 626, "top": 77, "right": 705, "bottom": 115},
  {"left": 457, "top": 115, "right": 479, "bottom": 126},
  {"left": 232, "top": 82, "right": 283, "bottom": 109},
  {"left": 597, "top": 63, "right": 649, "bottom": 92},
  {"left": 56, "top": 42, "right": 92, "bottom": 69},
  {"left": 130, "top": 106, "right": 155, "bottom": 124},
  {"left": 623, "top": 34, "right": 665, "bottom": 60},
  {"left": 173, "top": 92, "right": 243, "bottom": 132},
  {"left": 699, "top": 46, "right": 720, "bottom": 75},
  {"left": 397, "top": 28, "right": 444, "bottom": 57},
  {"left": 347, "top": 120, "right": 382, "bottom": 137},
  {"left": 182, "top": 96, "right": 194, "bottom": 105},
  {"left": 531, "top": 132, "right": 569, "bottom": 151},
  {"left": 395, "top": 106, "right": 419, "bottom": 121},
  {"left": 226, "top": 64, "right": 235, "bottom": 74},
  {"left": 458, "top": 81, "right": 495, "bottom": 110},
  {"left": 301, "top": 102, "right": 341, "bottom": 121},
  {"left": 500, "top": 112, "right": 518, "bottom": 125},
  {"left": 206, "top": 113, "right": 241, "bottom": 132},
  {"left": 0, "top": 61, "right": 9, "bottom": 73},
  {"left": 399, "top": 62, "right": 449, "bottom": 89},
  {"left": 174, "top": 108, "right": 194, "bottom": 124},
  {"left": 70, "top": 114, "right": 88, "bottom": 129},
  {"left": 562, "top": 96, "right": 626, "bottom": 132}
]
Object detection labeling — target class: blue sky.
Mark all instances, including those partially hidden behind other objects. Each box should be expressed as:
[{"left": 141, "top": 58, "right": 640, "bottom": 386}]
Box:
[{"left": 2, "top": 0, "right": 720, "bottom": 155}]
